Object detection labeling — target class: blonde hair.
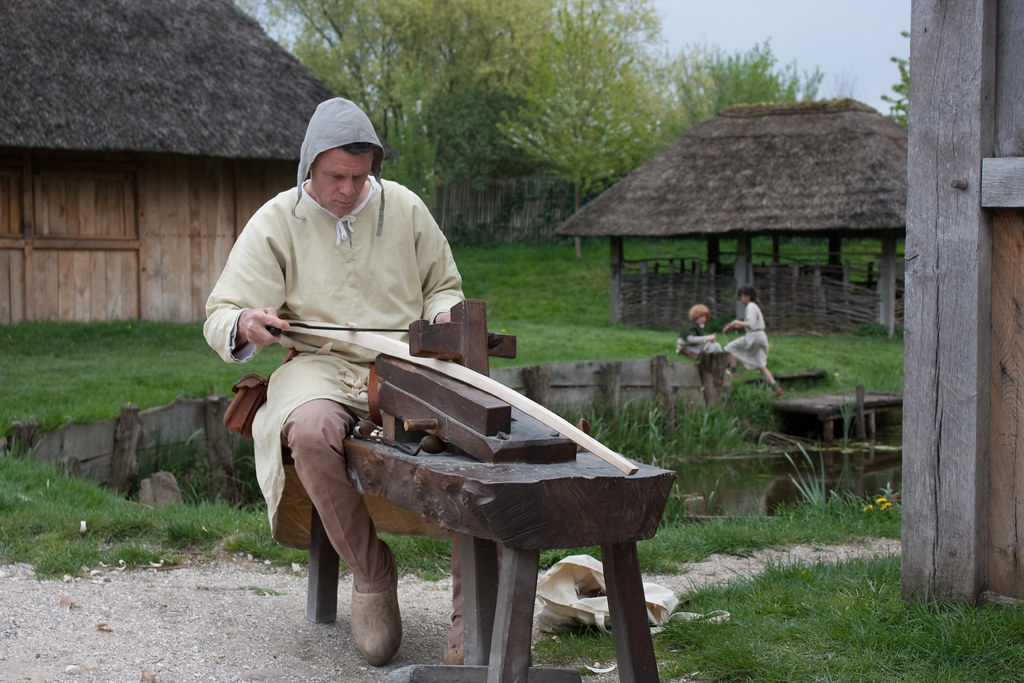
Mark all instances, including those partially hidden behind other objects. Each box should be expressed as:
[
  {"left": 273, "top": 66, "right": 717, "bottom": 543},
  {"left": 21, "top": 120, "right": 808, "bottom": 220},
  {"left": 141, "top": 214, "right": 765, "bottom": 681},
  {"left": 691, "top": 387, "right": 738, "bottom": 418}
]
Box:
[{"left": 688, "top": 304, "right": 710, "bottom": 322}]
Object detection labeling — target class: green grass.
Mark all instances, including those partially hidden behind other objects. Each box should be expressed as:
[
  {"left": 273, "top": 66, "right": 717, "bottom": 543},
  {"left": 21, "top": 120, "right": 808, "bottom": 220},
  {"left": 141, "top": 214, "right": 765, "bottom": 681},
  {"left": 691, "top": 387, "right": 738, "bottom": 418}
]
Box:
[
  {"left": 0, "top": 319, "right": 287, "bottom": 434},
  {"left": 1, "top": 449, "right": 897, "bottom": 575},
  {"left": 0, "top": 240, "right": 903, "bottom": 436},
  {"left": 538, "top": 552, "right": 1024, "bottom": 682}
]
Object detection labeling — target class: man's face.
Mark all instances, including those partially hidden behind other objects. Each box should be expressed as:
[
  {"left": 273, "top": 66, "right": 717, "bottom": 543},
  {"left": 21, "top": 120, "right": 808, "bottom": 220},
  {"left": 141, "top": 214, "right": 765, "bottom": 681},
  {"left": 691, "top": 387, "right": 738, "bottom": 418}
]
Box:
[{"left": 307, "top": 147, "right": 374, "bottom": 216}]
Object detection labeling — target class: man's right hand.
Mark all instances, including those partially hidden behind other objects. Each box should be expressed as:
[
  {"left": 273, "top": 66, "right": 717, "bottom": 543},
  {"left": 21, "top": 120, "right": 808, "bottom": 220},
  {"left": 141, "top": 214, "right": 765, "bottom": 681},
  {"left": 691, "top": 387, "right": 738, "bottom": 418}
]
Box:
[{"left": 237, "top": 307, "right": 290, "bottom": 346}]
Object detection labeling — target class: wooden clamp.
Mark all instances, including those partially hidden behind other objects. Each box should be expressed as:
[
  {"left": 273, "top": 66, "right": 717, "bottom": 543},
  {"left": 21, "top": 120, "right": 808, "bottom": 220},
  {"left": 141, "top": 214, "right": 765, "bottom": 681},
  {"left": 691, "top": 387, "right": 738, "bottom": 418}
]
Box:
[{"left": 409, "top": 299, "right": 516, "bottom": 371}]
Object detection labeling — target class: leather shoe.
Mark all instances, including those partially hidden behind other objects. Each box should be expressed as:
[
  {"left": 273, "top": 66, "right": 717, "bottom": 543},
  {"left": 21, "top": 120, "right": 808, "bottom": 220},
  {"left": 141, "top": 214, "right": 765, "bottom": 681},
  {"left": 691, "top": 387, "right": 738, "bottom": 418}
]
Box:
[{"left": 350, "top": 546, "right": 402, "bottom": 666}]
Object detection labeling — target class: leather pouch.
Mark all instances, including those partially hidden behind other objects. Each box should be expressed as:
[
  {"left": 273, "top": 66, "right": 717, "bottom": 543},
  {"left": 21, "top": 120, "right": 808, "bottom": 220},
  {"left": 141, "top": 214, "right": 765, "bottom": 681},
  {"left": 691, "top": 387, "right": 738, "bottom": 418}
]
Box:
[
  {"left": 223, "top": 373, "right": 269, "bottom": 439},
  {"left": 223, "top": 348, "right": 297, "bottom": 439}
]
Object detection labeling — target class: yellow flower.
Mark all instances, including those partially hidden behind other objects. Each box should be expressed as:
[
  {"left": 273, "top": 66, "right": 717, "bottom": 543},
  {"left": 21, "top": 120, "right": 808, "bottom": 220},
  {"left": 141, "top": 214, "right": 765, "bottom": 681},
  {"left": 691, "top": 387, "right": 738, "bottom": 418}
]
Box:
[{"left": 863, "top": 504, "right": 875, "bottom": 511}]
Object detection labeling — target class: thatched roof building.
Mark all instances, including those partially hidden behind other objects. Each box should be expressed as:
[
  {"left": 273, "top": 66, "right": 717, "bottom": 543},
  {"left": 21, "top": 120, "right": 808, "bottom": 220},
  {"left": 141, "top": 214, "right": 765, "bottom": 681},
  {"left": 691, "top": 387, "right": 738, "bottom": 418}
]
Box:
[
  {"left": 557, "top": 99, "right": 907, "bottom": 239},
  {"left": 0, "top": 0, "right": 335, "bottom": 324},
  {"left": 556, "top": 100, "right": 908, "bottom": 333},
  {"left": 0, "top": 0, "right": 332, "bottom": 159}
]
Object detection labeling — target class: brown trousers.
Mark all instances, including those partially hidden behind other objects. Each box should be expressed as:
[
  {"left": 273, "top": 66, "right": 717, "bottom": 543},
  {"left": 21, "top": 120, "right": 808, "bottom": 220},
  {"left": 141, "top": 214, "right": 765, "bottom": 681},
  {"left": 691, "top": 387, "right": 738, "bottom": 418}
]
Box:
[
  {"left": 282, "top": 399, "right": 464, "bottom": 646},
  {"left": 282, "top": 399, "right": 393, "bottom": 593}
]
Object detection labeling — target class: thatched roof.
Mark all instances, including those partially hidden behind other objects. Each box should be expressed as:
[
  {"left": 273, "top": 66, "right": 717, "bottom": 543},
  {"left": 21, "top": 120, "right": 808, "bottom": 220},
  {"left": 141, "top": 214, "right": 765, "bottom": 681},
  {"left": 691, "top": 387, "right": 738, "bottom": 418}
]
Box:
[
  {"left": 557, "top": 99, "right": 908, "bottom": 238},
  {"left": 0, "top": 0, "right": 335, "bottom": 160}
]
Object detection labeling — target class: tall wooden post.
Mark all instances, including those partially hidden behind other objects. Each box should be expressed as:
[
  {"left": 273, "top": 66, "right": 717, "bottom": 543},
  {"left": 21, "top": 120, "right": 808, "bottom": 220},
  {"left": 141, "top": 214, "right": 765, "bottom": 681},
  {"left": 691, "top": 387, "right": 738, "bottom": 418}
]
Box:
[
  {"left": 902, "top": 0, "right": 997, "bottom": 602},
  {"left": 734, "top": 234, "right": 751, "bottom": 317},
  {"left": 982, "top": 2, "right": 1024, "bottom": 599},
  {"left": 877, "top": 235, "right": 896, "bottom": 336},
  {"left": 609, "top": 236, "right": 623, "bottom": 325}
]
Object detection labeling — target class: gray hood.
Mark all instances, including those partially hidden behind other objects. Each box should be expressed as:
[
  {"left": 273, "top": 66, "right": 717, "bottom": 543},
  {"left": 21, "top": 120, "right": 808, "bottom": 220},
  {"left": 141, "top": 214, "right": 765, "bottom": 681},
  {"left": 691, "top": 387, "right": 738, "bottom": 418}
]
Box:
[{"left": 295, "top": 98, "right": 386, "bottom": 235}]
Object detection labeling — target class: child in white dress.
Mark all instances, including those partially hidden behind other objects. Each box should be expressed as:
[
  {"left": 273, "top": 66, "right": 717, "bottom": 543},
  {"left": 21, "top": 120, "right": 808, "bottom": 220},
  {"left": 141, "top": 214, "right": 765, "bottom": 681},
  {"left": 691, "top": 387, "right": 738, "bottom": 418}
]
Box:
[{"left": 724, "top": 285, "right": 783, "bottom": 396}]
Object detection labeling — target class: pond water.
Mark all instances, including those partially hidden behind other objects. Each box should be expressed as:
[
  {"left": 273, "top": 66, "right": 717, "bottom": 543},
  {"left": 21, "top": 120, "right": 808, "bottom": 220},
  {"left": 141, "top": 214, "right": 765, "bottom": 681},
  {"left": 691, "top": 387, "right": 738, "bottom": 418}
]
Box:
[{"left": 671, "top": 425, "right": 902, "bottom": 516}]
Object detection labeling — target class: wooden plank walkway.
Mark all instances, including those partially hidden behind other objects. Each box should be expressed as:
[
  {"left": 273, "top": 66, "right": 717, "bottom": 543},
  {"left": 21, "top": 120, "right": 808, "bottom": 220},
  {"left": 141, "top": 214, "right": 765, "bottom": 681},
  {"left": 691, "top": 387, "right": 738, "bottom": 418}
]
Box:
[{"left": 772, "top": 391, "right": 903, "bottom": 443}]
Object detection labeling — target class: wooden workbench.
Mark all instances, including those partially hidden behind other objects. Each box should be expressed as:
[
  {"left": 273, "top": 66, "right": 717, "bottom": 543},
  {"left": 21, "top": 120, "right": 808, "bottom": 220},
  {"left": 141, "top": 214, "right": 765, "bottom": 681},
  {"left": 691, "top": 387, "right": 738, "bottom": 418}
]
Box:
[{"left": 307, "top": 443, "right": 675, "bottom": 683}]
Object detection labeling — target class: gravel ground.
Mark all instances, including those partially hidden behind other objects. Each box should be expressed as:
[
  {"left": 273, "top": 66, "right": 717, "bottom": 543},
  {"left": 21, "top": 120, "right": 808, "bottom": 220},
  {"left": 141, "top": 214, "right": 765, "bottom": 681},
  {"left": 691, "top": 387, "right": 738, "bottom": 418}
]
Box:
[{"left": 0, "top": 539, "right": 899, "bottom": 683}]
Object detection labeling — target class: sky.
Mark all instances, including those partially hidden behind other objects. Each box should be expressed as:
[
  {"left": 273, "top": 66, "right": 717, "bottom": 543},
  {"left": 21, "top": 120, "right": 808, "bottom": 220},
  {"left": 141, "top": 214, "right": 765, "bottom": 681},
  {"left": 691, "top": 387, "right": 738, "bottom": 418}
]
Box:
[{"left": 649, "top": 0, "right": 911, "bottom": 114}]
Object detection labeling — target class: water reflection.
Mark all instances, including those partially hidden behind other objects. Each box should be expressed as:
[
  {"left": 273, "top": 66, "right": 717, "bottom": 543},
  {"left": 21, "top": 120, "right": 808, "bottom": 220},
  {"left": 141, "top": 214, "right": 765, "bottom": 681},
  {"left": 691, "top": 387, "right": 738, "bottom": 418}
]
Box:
[{"left": 672, "top": 428, "right": 902, "bottom": 516}]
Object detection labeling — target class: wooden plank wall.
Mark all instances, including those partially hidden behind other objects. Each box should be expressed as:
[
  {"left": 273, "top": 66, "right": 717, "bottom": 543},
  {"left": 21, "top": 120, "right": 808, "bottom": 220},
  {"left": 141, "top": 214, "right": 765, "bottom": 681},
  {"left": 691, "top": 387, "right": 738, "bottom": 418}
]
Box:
[
  {"left": 28, "top": 164, "right": 140, "bottom": 322},
  {"left": 138, "top": 156, "right": 292, "bottom": 322},
  {"left": 0, "top": 152, "right": 293, "bottom": 325},
  {"left": 0, "top": 168, "right": 23, "bottom": 323},
  {"left": 901, "top": 0, "right": 996, "bottom": 602}
]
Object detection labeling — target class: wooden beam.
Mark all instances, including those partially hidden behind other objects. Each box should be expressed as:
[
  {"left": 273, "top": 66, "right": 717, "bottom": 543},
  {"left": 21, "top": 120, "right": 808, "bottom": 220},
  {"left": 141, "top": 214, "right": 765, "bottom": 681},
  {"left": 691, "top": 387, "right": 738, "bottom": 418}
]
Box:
[
  {"left": 877, "top": 235, "right": 897, "bottom": 336},
  {"left": 734, "top": 234, "right": 751, "bottom": 317},
  {"left": 609, "top": 236, "right": 623, "bottom": 325},
  {"left": 981, "top": 157, "right": 1024, "bottom": 207}
]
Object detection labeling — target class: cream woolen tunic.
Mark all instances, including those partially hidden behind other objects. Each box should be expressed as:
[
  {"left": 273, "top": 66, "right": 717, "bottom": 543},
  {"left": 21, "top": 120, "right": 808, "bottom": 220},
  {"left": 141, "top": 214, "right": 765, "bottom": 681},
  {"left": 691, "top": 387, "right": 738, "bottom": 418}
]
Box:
[{"left": 204, "top": 182, "right": 464, "bottom": 548}]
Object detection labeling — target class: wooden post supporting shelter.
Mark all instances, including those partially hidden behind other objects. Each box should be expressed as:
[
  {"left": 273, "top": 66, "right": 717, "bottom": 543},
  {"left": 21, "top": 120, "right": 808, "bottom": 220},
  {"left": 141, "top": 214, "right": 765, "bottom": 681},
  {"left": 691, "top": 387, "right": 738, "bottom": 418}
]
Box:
[{"left": 902, "top": 0, "right": 1024, "bottom": 602}]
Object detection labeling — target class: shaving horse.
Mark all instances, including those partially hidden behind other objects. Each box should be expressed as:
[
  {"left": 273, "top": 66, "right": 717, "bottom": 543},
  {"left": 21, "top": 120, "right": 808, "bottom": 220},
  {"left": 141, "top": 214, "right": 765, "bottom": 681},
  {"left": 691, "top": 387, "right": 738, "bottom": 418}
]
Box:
[{"left": 294, "top": 300, "right": 676, "bottom": 683}]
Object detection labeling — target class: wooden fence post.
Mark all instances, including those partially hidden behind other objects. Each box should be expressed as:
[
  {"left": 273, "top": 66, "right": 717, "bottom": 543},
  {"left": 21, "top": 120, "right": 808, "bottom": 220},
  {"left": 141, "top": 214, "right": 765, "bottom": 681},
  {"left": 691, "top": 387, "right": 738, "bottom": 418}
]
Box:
[
  {"left": 902, "top": 0, "right": 998, "bottom": 602},
  {"left": 205, "top": 395, "right": 237, "bottom": 503},
  {"left": 699, "top": 353, "right": 730, "bottom": 406},
  {"left": 650, "top": 355, "right": 674, "bottom": 428},
  {"left": 8, "top": 419, "right": 37, "bottom": 454},
  {"left": 597, "top": 362, "right": 622, "bottom": 407},
  {"left": 521, "top": 365, "right": 552, "bottom": 406},
  {"left": 107, "top": 403, "right": 140, "bottom": 495}
]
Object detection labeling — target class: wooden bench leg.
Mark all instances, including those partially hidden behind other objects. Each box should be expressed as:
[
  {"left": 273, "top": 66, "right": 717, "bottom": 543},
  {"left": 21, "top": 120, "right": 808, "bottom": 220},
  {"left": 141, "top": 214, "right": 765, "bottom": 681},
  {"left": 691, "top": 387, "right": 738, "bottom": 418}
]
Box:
[
  {"left": 487, "top": 546, "right": 540, "bottom": 683},
  {"left": 602, "top": 541, "right": 659, "bottom": 683},
  {"left": 460, "top": 534, "right": 499, "bottom": 666},
  {"left": 307, "top": 505, "right": 340, "bottom": 623},
  {"left": 387, "top": 542, "right": 582, "bottom": 683}
]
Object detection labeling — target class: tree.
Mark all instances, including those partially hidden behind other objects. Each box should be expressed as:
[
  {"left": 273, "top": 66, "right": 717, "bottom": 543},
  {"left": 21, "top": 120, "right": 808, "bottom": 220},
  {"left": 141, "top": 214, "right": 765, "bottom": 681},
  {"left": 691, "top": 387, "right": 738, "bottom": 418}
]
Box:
[
  {"left": 429, "top": 88, "right": 542, "bottom": 188},
  {"left": 880, "top": 31, "right": 909, "bottom": 128},
  {"left": 498, "top": 0, "right": 666, "bottom": 258},
  {"left": 668, "top": 40, "right": 823, "bottom": 133},
  {"left": 237, "top": 0, "right": 550, "bottom": 196}
]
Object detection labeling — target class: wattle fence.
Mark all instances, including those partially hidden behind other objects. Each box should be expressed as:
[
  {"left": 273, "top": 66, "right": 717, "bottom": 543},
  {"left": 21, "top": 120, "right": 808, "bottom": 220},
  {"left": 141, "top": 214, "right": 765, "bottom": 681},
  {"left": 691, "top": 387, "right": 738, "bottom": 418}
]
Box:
[{"left": 618, "top": 257, "right": 905, "bottom": 333}]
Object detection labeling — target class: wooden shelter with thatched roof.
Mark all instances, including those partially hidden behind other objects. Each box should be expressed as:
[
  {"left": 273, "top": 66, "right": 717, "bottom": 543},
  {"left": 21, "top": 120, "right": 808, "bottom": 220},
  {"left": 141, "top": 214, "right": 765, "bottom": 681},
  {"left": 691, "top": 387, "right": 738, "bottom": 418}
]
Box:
[
  {"left": 0, "top": 0, "right": 334, "bottom": 324},
  {"left": 557, "top": 99, "right": 908, "bottom": 333}
]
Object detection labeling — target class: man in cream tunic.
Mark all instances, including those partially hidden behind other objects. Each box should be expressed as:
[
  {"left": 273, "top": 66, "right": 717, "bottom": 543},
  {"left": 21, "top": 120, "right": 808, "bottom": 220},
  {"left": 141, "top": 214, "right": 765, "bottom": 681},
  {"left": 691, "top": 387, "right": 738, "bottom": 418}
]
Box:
[{"left": 204, "top": 98, "right": 464, "bottom": 667}]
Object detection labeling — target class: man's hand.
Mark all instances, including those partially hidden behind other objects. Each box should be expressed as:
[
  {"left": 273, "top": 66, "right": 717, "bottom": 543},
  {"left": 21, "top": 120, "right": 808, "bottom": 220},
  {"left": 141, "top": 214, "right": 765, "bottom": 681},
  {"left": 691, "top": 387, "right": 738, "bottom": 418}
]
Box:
[
  {"left": 433, "top": 310, "right": 452, "bottom": 324},
  {"left": 237, "top": 307, "right": 290, "bottom": 346}
]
